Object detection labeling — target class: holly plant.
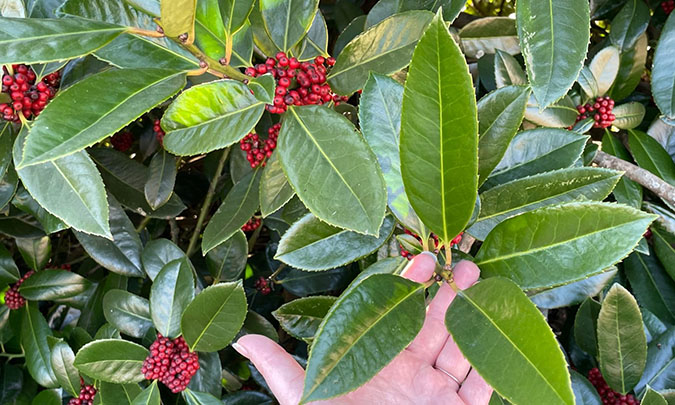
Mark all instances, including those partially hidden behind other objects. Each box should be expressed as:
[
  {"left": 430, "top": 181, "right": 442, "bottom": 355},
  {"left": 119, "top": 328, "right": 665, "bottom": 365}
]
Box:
[{"left": 0, "top": 0, "right": 674, "bottom": 404}]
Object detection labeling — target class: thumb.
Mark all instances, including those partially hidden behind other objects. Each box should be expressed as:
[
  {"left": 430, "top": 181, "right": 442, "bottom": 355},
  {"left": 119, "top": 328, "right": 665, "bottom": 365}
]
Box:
[{"left": 233, "top": 334, "right": 305, "bottom": 405}]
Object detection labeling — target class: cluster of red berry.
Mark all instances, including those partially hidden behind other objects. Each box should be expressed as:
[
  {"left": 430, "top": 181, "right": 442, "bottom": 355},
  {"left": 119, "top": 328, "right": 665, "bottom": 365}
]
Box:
[
  {"left": 142, "top": 334, "right": 199, "bottom": 393},
  {"left": 254, "top": 276, "right": 271, "bottom": 295},
  {"left": 67, "top": 378, "right": 97, "bottom": 405},
  {"left": 153, "top": 119, "right": 165, "bottom": 144},
  {"left": 662, "top": 0, "right": 674, "bottom": 14},
  {"left": 5, "top": 270, "right": 34, "bottom": 310},
  {"left": 572, "top": 96, "right": 616, "bottom": 129},
  {"left": 587, "top": 368, "right": 639, "bottom": 405},
  {"left": 241, "top": 217, "right": 262, "bottom": 232},
  {"left": 240, "top": 123, "right": 280, "bottom": 169},
  {"left": 110, "top": 131, "right": 134, "bottom": 152},
  {"left": 1, "top": 64, "right": 59, "bottom": 122},
  {"left": 244, "top": 53, "right": 347, "bottom": 115}
]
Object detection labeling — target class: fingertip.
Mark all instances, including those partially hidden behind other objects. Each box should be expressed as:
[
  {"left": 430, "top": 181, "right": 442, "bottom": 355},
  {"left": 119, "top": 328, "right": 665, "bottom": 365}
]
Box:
[
  {"left": 401, "top": 251, "right": 437, "bottom": 283},
  {"left": 453, "top": 260, "right": 480, "bottom": 290}
]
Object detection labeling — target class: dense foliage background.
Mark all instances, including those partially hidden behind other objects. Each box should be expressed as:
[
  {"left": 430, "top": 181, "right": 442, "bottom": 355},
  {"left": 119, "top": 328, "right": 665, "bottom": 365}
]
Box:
[{"left": 0, "top": 0, "right": 673, "bottom": 404}]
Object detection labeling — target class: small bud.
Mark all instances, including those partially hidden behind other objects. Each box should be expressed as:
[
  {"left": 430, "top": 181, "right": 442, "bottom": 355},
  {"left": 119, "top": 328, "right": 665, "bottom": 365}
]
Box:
[{"left": 178, "top": 33, "right": 188, "bottom": 42}]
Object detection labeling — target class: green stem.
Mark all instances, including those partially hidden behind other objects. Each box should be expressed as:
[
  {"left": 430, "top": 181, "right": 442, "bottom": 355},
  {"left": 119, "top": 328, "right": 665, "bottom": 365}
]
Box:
[
  {"left": 136, "top": 216, "right": 152, "bottom": 233},
  {"left": 186, "top": 149, "right": 230, "bottom": 257},
  {"left": 179, "top": 42, "right": 249, "bottom": 81}
]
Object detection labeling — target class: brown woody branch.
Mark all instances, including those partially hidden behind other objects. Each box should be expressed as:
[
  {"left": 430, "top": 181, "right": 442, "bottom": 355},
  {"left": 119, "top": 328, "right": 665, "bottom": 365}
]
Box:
[{"left": 592, "top": 150, "right": 675, "bottom": 207}]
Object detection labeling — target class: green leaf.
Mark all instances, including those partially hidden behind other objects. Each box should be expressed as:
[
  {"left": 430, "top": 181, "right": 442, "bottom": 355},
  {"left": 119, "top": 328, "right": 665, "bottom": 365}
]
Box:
[
  {"left": 589, "top": 46, "right": 620, "bottom": 96},
  {"left": 333, "top": 15, "right": 365, "bottom": 57},
  {"left": 273, "top": 295, "right": 336, "bottom": 342},
  {"left": 327, "top": 10, "right": 434, "bottom": 95},
  {"left": 302, "top": 274, "right": 425, "bottom": 402},
  {"left": 21, "top": 303, "right": 58, "bottom": 388},
  {"left": 468, "top": 167, "right": 621, "bottom": 240},
  {"left": 239, "top": 309, "right": 279, "bottom": 342},
  {"left": 0, "top": 164, "right": 17, "bottom": 210},
  {"left": 141, "top": 238, "right": 186, "bottom": 280},
  {"left": 0, "top": 243, "right": 19, "bottom": 284},
  {"left": 578, "top": 67, "right": 600, "bottom": 99},
  {"left": 475, "top": 202, "right": 656, "bottom": 290},
  {"left": 131, "top": 380, "right": 160, "bottom": 405},
  {"left": 278, "top": 105, "right": 386, "bottom": 236},
  {"left": 202, "top": 169, "right": 261, "bottom": 254},
  {"left": 634, "top": 327, "right": 675, "bottom": 395},
  {"left": 20, "top": 269, "right": 91, "bottom": 301},
  {"left": 629, "top": 130, "right": 675, "bottom": 185},
  {"left": 89, "top": 148, "right": 186, "bottom": 218},
  {"left": 180, "top": 282, "right": 247, "bottom": 352},
  {"left": 102, "top": 290, "right": 153, "bottom": 339},
  {"left": 19, "top": 69, "right": 185, "bottom": 167},
  {"left": 50, "top": 341, "right": 80, "bottom": 397},
  {"left": 517, "top": 0, "right": 590, "bottom": 108},
  {"left": 98, "top": 381, "right": 143, "bottom": 404},
  {"left": 14, "top": 129, "right": 110, "bottom": 238},
  {"left": 609, "top": 33, "right": 647, "bottom": 101},
  {"left": 571, "top": 370, "right": 603, "bottom": 405},
  {"left": 195, "top": 0, "right": 252, "bottom": 67},
  {"left": 218, "top": 0, "right": 254, "bottom": 35},
  {"left": 609, "top": 0, "right": 650, "bottom": 52},
  {"left": 482, "top": 129, "right": 588, "bottom": 189},
  {"left": 529, "top": 267, "right": 617, "bottom": 309},
  {"left": 259, "top": 0, "right": 318, "bottom": 51},
  {"left": 642, "top": 387, "right": 668, "bottom": 405},
  {"left": 624, "top": 251, "right": 675, "bottom": 324},
  {"left": 653, "top": 13, "right": 675, "bottom": 120},
  {"left": 477, "top": 85, "right": 530, "bottom": 185},
  {"left": 150, "top": 258, "right": 195, "bottom": 338},
  {"left": 276, "top": 214, "right": 394, "bottom": 271},
  {"left": 400, "top": 11, "right": 477, "bottom": 245},
  {"left": 15, "top": 236, "right": 50, "bottom": 270},
  {"left": 31, "top": 389, "right": 60, "bottom": 405},
  {"left": 182, "top": 388, "right": 222, "bottom": 405},
  {"left": 360, "top": 73, "right": 422, "bottom": 235},
  {"left": 652, "top": 222, "right": 675, "bottom": 281},
  {"left": 601, "top": 132, "right": 642, "bottom": 208},
  {"left": 74, "top": 195, "right": 143, "bottom": 277},
  {"left": 523, "top": 94, "right": 578, "bottom": 128},
  {"left": 161, "top": 78, "right": 270, "bottom": 156},
  {"left": 260, "top": 153, "right": 294, "bottom": 217},
  {"left": 0, "top": 16, "right": 125, "bottom": 64},
  {"left": 494, "top": 49, "right": 526, "bottom": 88},
  {"left": 574, "top": 298, "right": 601, "bottom": 357},
  {"left": 12, "top": 187, "right": 66, "bottom": 234},
  {"left": 613, "top": 102, "right": 646, "bottom": 129},
  {"left": 597, "top": 284, "right": 647, "bottom": 394},
  {"left": 206, "top": 230, "right": 248, "bottom": 282},
  {"left": 458, "top": 17, "right": 519, "bottom": 59},
  {"left": 187, "top": 352, "right": 222, "bottom": 398},
  {"left": 74, "top": 339, "right": 148, "bottom": 384},
  {"left": 292, "top": 10, "right": 328, "bottom": 61},
  {"left": 144, "top": 150, "right": 177, "bottom": 210},
  {"left": 445, "top": 277, "right": 573, "bottom": 405},
  {"left": 160, "top": 0, "right": 196, "bottom": 39}
]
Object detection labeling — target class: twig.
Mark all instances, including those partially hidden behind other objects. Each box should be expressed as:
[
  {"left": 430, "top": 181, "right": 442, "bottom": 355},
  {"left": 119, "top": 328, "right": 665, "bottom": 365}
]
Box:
[
  {"left": 186, "top": 148, "right": 230, "bottom": 257},
  {"left": 136, "top": 216, "right": 152, "bottom": 233},
  {"left": 179, "top": 42, "right": 249, "bottom": 81},
  {"left": 593, "top": 151, "right": 675, "bottom": 207},
  {"left": 127, "top": 27, "right": 165, "bottom": 38}
]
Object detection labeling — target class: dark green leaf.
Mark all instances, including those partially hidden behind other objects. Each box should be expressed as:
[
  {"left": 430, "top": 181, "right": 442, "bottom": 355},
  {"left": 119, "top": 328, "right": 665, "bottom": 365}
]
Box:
[
  {"left": 0, "top": 165, "right": 17, "bottom": 210},
  {"left": 276, "top": 266, "right": 356, "bottom": 297},
  {"left": 293, "top": 10, "right": 328, "bottom": 61},
  {"left": 259, "top": 0, "right": 318, "bottom": 52},
  {"left": 50, "top": 341, "right": 79, "bottom": 397},
  {"left": 205, "top": 230, "right": 247, "bottom": 282},
  {"left": 624, "top": 251, "right": 675, "bottom": 324},
  {"left": 31, "top": 389, "right": 60, "bottom": 405},
  {"left": 221, "top": 391, "right": 274, "bottom": 405},
  {"left": 609, "top": 0, "right": 650, "bottom": 52},
  {"left": 21, "top": 303, "right": 57, "bottom": 388},
  {"left": 609, "top": 33, "right": 647, "bottom": 101},
  {"left": 574, "top": 298, "right": 601, "bottom": 357},
  {"left": 260, "top": 153, "right": 294, "bottom": 217},
  {"left": 333, "top": 15, "right": 365, "bottom": 57},
  {"left": 602, "top": 132, "right": 642, "bottom": 208},
  {"left": 98, "top": 381, "right": 143, "bottom": 404},
  {"left": 629, "top": 130, "right": 675, "bottom": 185},
  {"left": 459, "top": 17, "right": 519, "bottom": 58},
  {"left": 102, "top": 290, "right": 153, "bottom": 339},
  {"left": 182, "top": 388, "right": 221, "bottom": 405},
  {"left": 239, "top": 310, "right": 279, "bottom": 342},
  {"left": 634, "top": 327, "right": 675, "bottom": 395},
  {"left": 141, "top": 238, "right": 186, "bottom": 281},
  {"left": 20, "top": 269, "right": 91, "bottom": 301},
  {"left": 273, "top": 295, "right": 336, "bottom": 342},
  {"left": 187, "top": 352, "right": 222, "bottom": 398},
  {"left": 400, "top": 12, "right": 477, "bottom": 245},
  {"left": 131, "top": 380, "right": 160, "bottom": 405},
  {"left": 571, "top": 370, "right": 603, "bottom": 405},
  {"left": 74, "top": 339, "right": 148, "bottom": 384},
  {"left": 144, "top": 150, "right": 177, "bottom": 210},
  {"left": 653, "top": 13, "right": 675, "bottom": 119},
  {"left": 15, "top": 236, "right": 50, "bottom": 270},
  {"left": 494, "top": 49, "right": 526, "bottom": 88},
  {"left": 652, "top": 223, "right": 675, "bottom": 281},
  {"left": 446, "top": 277, "right": 573, "bottom": 405},
  {"left": 150, "top": 258, "right": 195, "bottom": 338},
  {"left": 12, "top": 187, "right": 66, "bottom": 234},
  {"left": 0, "top": 243, "right": 19, "bottom": 284},
  {"left": 529, "top": 267, "right": 617, "bottom": 309}
]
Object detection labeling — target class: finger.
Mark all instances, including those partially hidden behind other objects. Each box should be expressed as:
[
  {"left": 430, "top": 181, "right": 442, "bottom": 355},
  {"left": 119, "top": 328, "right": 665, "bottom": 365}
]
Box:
[
  {"left": 400, "top": 251, "right": 437, "bottom": 283},
  {"left": 433, "top": 261, "right": 481, "bottom": 380},
  {"left": 407, "top": 260, "right": 481, "bottom": 364},
  {"left": 233, "top": 334, "right": 305, "bottom": 405},
  {"left": 458, "top": 368, "right": 493, "bottom": 405}
]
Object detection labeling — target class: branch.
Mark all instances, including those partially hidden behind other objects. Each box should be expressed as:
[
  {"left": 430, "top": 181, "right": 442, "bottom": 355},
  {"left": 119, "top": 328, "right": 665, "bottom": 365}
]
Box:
[
  {"left": 179, "top": 42, "right": 249, "bottom": 81},
  {"left": 593, "top": 151, "right": 675, "bottom": 207}
]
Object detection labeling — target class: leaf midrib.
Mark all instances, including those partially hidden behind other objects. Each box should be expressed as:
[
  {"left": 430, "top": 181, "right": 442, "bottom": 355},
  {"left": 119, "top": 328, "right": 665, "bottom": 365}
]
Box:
[
  {"left": 0, "top": 26, "right": 124, "bottom": 45},
  {"left": 635, "top": 253, "right": 675, "bottom": 320},
  {"left": 187, "top": 287, "right": 237, "bottom": 350}
]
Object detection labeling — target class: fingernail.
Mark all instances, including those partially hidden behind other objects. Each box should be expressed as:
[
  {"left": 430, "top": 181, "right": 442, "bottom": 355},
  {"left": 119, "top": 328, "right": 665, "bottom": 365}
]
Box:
[
  {"left": 418, "top": 251, "right": 438, "bottom": 262},
  {"left": 232, "top": 342, "right": 249, "bottom": 357}
]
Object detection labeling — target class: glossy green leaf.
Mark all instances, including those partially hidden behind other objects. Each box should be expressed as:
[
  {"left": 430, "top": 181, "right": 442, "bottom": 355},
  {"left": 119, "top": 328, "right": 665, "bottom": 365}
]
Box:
[
  {"left": 20, "top": 269, "right": 91, "bottom": 301},
  {"left": 634, "top": 327, "right": 675, "bottom": 395},
  {"left": 0, "top": 121, "right": 14, "bottom": 181},
  {"left": 475, "top": 202, "right": 656, "bottom": 289},
  {"left": 15, "top": 236, "right": 50, "bottom": 270},
  {"left": 180, "top": 282, "right": 247, "bottom": 352},
  {"left": 219, "top": 0, "right": 254, "bottom": 35},
  {"left": 195, "top": 0, "right": 252, "bottom": 67},
  {"left": 523, "top": 94, "right": 578, "bottom": 128},
  {"left": 482, "top": 129, "right": 588, "bottom": 189},
  {"left": 494, "top": 49, "right": 526, "bottom": 88},
  {"left": 446, "top": 277, "right": 573, "bottom": 405},
  {"left": 0, "top": 16, "right": 124, "bottom": 64},
  {"left": 574, "top": 298, "right": 601, "bottom": 357},
  {"left": 327, "top": 10, "right": 434, "bottom": 95},
  {"left": 239, "top": 310, "right": 279, "bottom": 342},
  {"left": 276, "top": 214, "right": 394, "bottom": 271},
  {"left": 529, "top": 267, "right": 616, "bottom": 309},
  {"left": 31, "top": 389, "right": 60, "bottom": 405},
  {"left": 652, "top": 222, "right": 675, "bottom": 281},
  {"left": 333, "top": 15, "right": 365, "bottom": 57},
  {"left": 273, "top": 295, "right": 336, "bottom": 342},
  {"left": 653, "top": 13, "right": 675, "bottom": 120},
  {"left": 0, "top": 243, "right": 19, "bottom": 284},
  {"left": 624, "top": 251, "right": 675, "bottom": 324},
  {"left": 589, "top": 46, "right": 620, "bottom": 96},
  {"left": 642, "top": 387, "right": 668, "bottom": 405},
  {"left": 206, "top": 230, "right": 248, "bottom": 282},
  {"left": 400, "top": 12, "right": 477, "bottom": 245},
  {"left": 160, "top": 0, "right": 196, "bottom": 39},
  {"left": 601, "top": 132, "right": 642, "bottom": 208},
  {"left": 0, "top": 165, "right": 17, "bottom": 210},
  {"left": 459, "top": 17, "right": 519, "bottom": 59},
  {"left": 141, "top": 238, "right": 186, "bottom": 280},
  {"left": 144, "top": 150, "right": 177, "bottom": 210},
  {"left": 469, "top": 167, "right": 621, "bottom": 240},
  {"left": 12, "top": 187, "right": 66, "bottom": 234},
  {"left": 187, "top": 352, "right": 222, "bottom": 398},
  {"left": 293, "top": 10, "right": 328, "bottom": 61},
  {"left": 19, "top": 69, "right": 185, "bottom": 167},
  {"left": 131, "top": 380, "right": 160, "bottom": 405},
  {"left": 150, "top": 258, "right": 195, "bottom": 338},
  {"left": 74, "top": 195, "right": 143, "bottom": 277},
  {"left": 613, "top": 102, "right": 646, "bottom": 129},
  {"left": 277, "top": 105, "right": 386, "bottom": 236},
  {"left": 50, "top": 341, "right": 80, "bottom": 397},
  {"left": 98, "top": 381, "right": 143, "bottom": 404},
  {"left": 571, "top": 370, "right": 603, "bottom": 405},
  {"left": 102, "top": 290, "right": 153, "bottom": 339},
  {"left": 477, "top": 85, "right": 530, "bottom": 185},
  {"left": 202, "top": 169, "right": 261, "bottom": 254},
  {"left": 161, "top": 78, "right": 271, "bottom": 156},
  {"left": 629, "top": 130, "right": 675, "bottom": 185},
  {"left": 609, "top": 33, "right": 647, "bottom": 101},
  {"left": 517, "top": 0, "right": 590, "bottom": 108},
  {"left": 21, "top": 303, "right": 58, "bottom": 388},
  {"left": 578, "top": 67, "right": 599, "bottom": 99},
  {"left": 221, "top": 391, "right": 274, "bottom": 404},
  {"left": 74, "top": 339, "right": 148, "bottom": 384},
  {"left": 609, "top": 0, "right": 650, "bottom": 52},
  {"left": 260, "top": 153, "right": 294, "bottom": 217},
  {"left": 597, "top": 284, "right": 647, "bottom": 394},
  {"left": 248, "top": 0, "right": 279, "bottom": 55},
  {"left": 259, "top": 0, "right": 318, "bottom": 51},
  {"left": 302, "top": 274, "right": 425, "bottom": 402},
  {"left": 182, "top": 388, "right": 222, "bottom": 405}
]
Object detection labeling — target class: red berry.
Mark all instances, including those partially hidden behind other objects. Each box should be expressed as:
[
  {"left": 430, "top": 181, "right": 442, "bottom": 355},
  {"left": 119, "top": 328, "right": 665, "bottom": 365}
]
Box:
[
  {"left": 110, "top": 131, "right": 133, "bottom": 152},
  {"left": 5, "top": 270, "right": 34, "bottom": 310}
]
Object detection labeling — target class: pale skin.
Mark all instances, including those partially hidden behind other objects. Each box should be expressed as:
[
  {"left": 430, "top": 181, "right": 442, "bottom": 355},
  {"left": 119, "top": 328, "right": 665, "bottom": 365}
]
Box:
[{"left": 232, "top": 253, "right": 493, "bottom": 405}]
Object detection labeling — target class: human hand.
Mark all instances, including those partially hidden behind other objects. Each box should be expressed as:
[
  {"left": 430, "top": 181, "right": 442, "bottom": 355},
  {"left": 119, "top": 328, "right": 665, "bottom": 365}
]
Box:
[{"left": 232, "top": 253, "right": 493, "bottom": 405}]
